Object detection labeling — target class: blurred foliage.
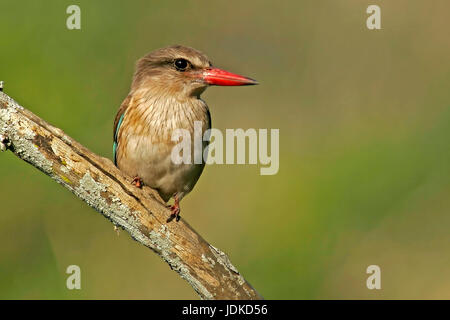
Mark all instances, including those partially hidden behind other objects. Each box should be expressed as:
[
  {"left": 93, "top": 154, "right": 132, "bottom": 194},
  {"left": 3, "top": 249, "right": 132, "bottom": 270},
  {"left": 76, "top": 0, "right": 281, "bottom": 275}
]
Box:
[{"left": 0, "top": 0, "right": 449, "bottom": 299}]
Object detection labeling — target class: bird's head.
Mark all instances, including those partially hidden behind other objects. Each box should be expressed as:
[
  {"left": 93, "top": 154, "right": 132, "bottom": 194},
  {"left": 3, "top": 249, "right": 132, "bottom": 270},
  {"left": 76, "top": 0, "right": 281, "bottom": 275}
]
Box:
[{"left": 132, "top": 45, "right": 257, "bottom": 99}]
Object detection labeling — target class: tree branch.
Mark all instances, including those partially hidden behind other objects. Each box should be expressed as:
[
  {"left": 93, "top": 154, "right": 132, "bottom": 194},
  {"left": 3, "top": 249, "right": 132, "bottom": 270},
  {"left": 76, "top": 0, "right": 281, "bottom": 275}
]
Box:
[{"left": 0, "top": 89, "right": 262, "bottom": 300}]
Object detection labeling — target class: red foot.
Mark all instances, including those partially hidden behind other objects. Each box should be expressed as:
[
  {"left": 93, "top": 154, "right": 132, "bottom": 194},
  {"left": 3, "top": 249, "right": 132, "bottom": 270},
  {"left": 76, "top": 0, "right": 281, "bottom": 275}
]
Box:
[
  {"left": 132, "top": 177, "right": 143, "bottom": 188},
  {"left": 166, "top": 197, "right": 181, "bottom": 223}
]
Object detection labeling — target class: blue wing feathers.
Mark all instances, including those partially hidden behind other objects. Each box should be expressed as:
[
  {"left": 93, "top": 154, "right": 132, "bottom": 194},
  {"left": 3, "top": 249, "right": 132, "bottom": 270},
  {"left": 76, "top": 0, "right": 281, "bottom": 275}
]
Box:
[{"left": 113, "top": 113, "right": 125, "bottom": 165}]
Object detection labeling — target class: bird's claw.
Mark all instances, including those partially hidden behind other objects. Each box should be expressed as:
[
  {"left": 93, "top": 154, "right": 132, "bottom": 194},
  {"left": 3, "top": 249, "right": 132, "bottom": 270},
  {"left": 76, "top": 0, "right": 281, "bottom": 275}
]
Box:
[
  {"left": 0, "top": 134, "right": 11, "bottom": 152},
  {"left": 166, "top": 204, "right": 181, "bottom": 223},
  {"left": 131, "top": 176, "right": 143, "bottom": 188}
]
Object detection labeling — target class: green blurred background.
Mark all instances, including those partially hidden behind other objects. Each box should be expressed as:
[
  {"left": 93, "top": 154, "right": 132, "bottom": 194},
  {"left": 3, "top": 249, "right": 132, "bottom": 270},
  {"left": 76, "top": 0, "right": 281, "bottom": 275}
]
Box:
[{"left": 1, "top": 0, "right": 450, "bottom": 299}]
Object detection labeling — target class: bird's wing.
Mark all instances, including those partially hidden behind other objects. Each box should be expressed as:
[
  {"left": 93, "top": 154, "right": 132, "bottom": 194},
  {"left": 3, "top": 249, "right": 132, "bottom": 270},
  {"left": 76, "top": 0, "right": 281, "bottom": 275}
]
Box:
[{"left": 113, "top": 94, "right": 131, "bottom": 165}]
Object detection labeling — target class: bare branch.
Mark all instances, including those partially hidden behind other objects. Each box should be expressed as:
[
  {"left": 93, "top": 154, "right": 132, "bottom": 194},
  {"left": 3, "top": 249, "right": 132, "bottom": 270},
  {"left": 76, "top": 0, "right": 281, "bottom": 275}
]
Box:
[{"left": 0, "top": 90, "right": 262, "bottom": 300}]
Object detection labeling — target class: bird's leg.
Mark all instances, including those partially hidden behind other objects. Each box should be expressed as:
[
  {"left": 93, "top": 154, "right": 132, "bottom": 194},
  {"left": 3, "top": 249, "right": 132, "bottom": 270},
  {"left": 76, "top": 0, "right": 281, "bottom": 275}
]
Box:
[
  {"left": 166, "top": 195, "right": 181, "bottom": 223},
  {"left": 131, "top": 176, "right": 143, "bottom": 188}
]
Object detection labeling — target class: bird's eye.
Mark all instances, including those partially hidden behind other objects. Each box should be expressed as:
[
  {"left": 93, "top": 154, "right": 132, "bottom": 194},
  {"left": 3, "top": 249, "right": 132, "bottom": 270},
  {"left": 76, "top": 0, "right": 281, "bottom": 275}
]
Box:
[{"left": 174, "top": 58, "right": 189, "bottom": 71}]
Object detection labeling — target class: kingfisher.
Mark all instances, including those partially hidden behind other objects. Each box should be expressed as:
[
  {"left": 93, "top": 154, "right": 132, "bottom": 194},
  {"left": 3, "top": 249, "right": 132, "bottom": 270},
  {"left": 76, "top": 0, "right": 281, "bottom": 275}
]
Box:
[{"left": 113, "top": 45, "right": 257, "bottom": 222}]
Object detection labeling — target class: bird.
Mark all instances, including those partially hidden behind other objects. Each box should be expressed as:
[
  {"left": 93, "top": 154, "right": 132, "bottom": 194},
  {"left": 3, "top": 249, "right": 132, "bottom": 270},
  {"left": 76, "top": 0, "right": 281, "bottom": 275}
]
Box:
[{"left": 113, "top": 45, "right": 257, "bottom": 222}]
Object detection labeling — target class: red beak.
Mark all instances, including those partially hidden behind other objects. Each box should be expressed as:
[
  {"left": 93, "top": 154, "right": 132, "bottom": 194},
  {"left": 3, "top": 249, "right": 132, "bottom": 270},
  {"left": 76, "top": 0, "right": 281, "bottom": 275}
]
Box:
[{"left": 202, "top": 68, "right": 258, "bottom": 86}]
